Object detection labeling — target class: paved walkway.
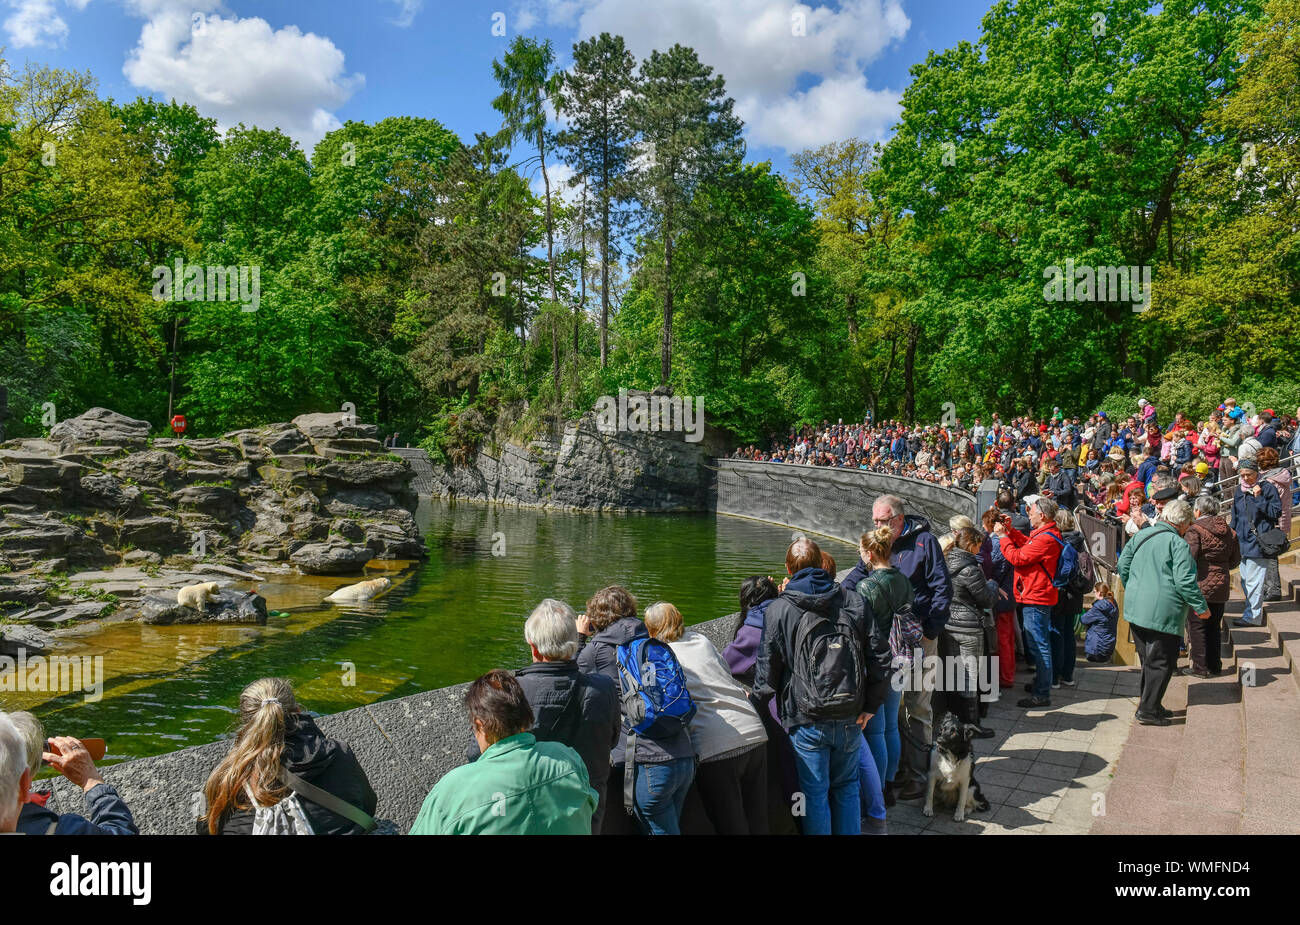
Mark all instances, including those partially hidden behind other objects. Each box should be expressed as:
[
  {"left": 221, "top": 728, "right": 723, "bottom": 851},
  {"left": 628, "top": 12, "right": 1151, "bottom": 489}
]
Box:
[{"left": 885, "top": 653, "right": 1140, "bottom": 834}]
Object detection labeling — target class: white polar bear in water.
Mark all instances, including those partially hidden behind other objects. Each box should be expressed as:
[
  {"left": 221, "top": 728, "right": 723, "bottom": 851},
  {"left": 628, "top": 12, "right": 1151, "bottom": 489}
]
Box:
[{"left": 325, "top": 577, "right": 392, "bottom": 603}]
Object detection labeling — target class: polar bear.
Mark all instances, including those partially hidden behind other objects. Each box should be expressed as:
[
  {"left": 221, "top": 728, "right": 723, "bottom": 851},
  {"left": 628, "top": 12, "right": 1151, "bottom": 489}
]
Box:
[
  {"left": 177, "top": 581, "right": 221, "bottom": 609},
  {"left": 325, "top": 577, "right": 392, "bottom": 603}
]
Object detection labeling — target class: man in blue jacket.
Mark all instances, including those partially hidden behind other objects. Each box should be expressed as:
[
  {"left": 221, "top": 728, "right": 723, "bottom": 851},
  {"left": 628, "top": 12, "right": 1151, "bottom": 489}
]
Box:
[
  {"left": 1230, "top": 459, "right": 1282, "bottom": 627},
  {"left": 843, "top": 494, "right": 952, "bottom": 802}
]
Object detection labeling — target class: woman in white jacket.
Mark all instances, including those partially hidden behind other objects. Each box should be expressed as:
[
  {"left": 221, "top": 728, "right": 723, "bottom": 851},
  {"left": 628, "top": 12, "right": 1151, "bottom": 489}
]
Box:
[{"left": 645, "top": 602, "right": 768, "bottom": 834}]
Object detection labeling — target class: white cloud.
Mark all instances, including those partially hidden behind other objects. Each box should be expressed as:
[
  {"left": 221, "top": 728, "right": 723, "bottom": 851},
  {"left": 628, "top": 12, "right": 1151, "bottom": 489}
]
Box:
[
  {"left": 121, "top": 1, "right": 363, "bottom": 153},
  {"left": 384, "top": 0, "right": 422, "bottom": 28},
  {"left": 523, "top": 0, "right": 909, "bottom": 152},
  {"left": 3, "top": 0, "right": 84, "bottom": 47}
]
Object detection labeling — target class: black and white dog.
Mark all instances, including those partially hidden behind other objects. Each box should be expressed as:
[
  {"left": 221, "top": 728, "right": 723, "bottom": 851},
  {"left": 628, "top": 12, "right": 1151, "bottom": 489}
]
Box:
[{"left": 922, "top": 711, "right": 991, "bottom": 822}]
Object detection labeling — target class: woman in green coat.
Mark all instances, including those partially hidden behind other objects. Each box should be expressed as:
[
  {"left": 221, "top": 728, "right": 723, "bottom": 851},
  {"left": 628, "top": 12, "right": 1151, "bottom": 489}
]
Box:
[
  {"left": 1116, "top": 499, "right": 1210, "bottom": 727},
  {"left": 410, "top": 670, "right": 597, "bottom": 835}
]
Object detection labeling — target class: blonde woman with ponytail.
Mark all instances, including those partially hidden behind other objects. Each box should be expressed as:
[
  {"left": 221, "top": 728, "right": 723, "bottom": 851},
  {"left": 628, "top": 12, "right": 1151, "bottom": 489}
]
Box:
[
  {"left": 854, "top": 526, "right": 915, "bottom": 807},
  {"left": 197, "top": 678, "right": 376, "bottom": 835}
]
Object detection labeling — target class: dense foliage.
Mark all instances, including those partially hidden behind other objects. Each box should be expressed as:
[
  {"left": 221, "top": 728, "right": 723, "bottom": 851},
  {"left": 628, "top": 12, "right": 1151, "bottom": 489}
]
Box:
[{"left": 2, "top": 0, "right": 1295, "bottom": 453}]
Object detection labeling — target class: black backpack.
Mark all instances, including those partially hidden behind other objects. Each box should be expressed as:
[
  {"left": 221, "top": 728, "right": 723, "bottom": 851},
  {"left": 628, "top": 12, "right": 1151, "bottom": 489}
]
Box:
[{"left": 789, "top": 605, "right": 865, "bottom": 721}]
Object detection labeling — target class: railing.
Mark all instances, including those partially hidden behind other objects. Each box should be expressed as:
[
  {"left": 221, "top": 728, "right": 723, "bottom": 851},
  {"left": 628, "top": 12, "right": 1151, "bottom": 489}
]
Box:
[{"left": 1215, "top": 449, "right": 1300, "bottom": 514}]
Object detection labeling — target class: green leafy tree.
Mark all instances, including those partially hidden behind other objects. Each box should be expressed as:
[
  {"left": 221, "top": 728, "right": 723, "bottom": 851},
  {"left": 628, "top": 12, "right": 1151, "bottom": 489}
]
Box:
[{"left": 629, "top": 44, "right": 745, "bottom": 385}]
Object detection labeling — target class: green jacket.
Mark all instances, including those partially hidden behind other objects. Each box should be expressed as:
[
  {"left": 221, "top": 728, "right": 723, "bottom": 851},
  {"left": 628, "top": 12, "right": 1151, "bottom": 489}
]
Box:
[
  {"left": 1117, "top": 521, "right": 1208, "bottom": 636},
  {"left": 409, "top": 732, "right": 597, "bottom": 835}
]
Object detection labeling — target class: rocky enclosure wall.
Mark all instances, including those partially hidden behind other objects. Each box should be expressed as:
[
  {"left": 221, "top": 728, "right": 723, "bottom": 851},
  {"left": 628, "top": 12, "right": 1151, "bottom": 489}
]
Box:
[
  {"left": 0, "top": 408, "right": 426, "bottom": 653},
  {"left": 425, "top": 395, "right": 729, "bottom": 512},
  {"left": 714, "top": 459, "right": 977, "bottom": 544}
]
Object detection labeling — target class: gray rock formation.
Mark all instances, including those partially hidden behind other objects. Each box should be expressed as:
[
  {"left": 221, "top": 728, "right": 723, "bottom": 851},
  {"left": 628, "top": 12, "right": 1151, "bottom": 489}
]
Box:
[
  {"left": 0, "top": 407, "right": 426, "bottom": 629},
  {"left": 138, "top": 588, "right": 269, "bottom": 625},
  {"left": 426, "top": 389, "right": 729, "bottom": 512}
]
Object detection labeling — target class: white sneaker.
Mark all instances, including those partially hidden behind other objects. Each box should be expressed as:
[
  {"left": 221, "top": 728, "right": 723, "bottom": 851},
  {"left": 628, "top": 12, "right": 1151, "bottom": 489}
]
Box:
[
  {"left": 1059, "top": 679, "right": 1076, "bottom": 687},
  {"left": 1051, "top": 681, "right": 1061, "bottom": 689}
]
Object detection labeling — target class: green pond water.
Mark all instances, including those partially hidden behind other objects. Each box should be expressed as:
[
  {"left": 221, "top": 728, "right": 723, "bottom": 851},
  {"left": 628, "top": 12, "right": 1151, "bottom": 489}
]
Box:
[{"left": 14, "top": 501, "right": 855, "bottom": 765}]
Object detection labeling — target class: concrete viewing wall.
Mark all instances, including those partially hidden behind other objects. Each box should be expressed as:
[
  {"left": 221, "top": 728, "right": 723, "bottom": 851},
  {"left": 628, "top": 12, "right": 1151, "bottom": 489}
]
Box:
[
  {"left": 714, "top": 459, "right": 977, "bottom": 545},
  {"left": 53, "top": 457, "right": 977, "bottom": 833},
  {"left": 44, "top": 615, "right": 738, "bottom": 835}
]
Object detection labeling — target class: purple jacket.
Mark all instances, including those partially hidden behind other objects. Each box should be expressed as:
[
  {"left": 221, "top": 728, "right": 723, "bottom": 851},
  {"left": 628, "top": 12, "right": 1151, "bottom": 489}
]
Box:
[{"left": 722, "top": 598, "right": 781, "bottom": 725}]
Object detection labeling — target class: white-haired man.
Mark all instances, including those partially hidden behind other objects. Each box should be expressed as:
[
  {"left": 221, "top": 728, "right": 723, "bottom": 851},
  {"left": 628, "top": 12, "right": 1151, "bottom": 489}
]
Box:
[
  {"left": 0, "top": 712, "right": 30, "bottom": 834},
  {"left": 465, "top": 599, "right": 619, "bottom": 833}
]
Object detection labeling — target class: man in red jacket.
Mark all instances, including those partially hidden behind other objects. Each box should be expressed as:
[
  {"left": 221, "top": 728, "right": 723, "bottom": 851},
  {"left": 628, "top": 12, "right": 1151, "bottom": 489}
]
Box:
[{"left": 995, "top": 497, "right": 1063, "bottom": 708}]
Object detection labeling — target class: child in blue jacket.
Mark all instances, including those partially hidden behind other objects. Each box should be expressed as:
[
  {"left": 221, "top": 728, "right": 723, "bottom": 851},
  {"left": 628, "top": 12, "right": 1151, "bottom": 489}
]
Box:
[{"left": 1081, "top": 583, "right": 1119, "bottom": 662}]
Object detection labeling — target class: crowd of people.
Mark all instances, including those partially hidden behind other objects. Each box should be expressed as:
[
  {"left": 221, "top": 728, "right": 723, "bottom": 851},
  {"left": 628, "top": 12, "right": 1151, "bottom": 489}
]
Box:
[{"left": 1, "top": 396, "right": 1293, "bottom": 836}]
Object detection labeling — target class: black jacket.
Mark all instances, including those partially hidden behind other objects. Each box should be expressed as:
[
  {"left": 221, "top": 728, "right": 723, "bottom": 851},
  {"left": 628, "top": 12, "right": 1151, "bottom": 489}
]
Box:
[
  {"left": 577, "top": 617, "right": 694, "bottom": 765},
  {"left": 754, "top": 567, "right": 886, "bottom": 731},
  {"left": 1011, "top": 467, "right": 1038, "bottom": 501},
  {"left": 465, "top": 659, "right": 619, "bottom": 806},
  {"left": 196, "top": 713, "right": 377, "bottom": 835},
  {"left": 944, "top": 548, "right": 996, "bottom": 635},
  {"left": 1043, "top": 469, "right": 1076, "bottom": 511}
]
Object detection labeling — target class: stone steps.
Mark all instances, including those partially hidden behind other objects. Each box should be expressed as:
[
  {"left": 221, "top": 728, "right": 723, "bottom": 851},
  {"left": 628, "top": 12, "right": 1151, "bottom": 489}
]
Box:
[{"left": 1092, "top": 558, "right": 1300, "bottom": 834}]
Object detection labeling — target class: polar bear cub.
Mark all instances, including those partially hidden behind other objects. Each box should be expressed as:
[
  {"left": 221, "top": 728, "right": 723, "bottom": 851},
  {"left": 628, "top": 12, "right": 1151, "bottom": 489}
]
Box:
[
  {"left": 325, "top": 577, "right": 392, "bottom": 603},
  {"left": 177, "top": 581, "right": 221, "bottom": 609}
]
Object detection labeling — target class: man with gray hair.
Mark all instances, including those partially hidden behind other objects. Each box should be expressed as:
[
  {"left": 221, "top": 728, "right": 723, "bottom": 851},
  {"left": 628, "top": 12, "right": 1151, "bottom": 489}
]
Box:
[
  {"left": 0, "top": 712, "right": 30, "bottom": 833},
  {"left": 843, "top": 493, "right": 952, "bottom": 803},
  {"left": 995, "top": 496, "right": 1063, "bottom": 709},
  {"left": 465, "top": 599, "right": 619, "bottom": 833}
]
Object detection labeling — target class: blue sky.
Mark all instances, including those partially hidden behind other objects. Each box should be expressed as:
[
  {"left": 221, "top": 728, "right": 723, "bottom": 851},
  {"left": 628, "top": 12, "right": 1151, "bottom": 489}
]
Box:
[{"left": 1, "top": 0, "right": 991, "bottom": 175}]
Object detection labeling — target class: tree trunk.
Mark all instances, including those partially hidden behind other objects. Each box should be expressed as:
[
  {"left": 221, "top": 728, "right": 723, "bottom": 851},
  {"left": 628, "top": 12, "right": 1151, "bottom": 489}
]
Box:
[
  {"left": 600, "top": 167, "right": 610, "bottom": 368},
  {"left": 846, "top": 291, "right": 859, "bottom": 342},
  {"left": 576, "top": 177, "right": 586, "bottom": 355},
  {"left": 166, "top": 313, "right": 180, "bottom": 422},
  {"left": 903, "top": 323, "right": 918, "bottom": 423},
  {"left": 661, "top": 223, "right": 673, "bottom": 386}
]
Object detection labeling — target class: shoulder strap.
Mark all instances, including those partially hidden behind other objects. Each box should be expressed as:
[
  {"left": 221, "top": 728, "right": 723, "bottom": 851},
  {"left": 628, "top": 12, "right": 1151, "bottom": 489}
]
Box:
[
  {"left": 45, "top": 819, "right": 58, "bottom": 835},
  {"left": 280, "top": 768, "right": 376, "bottom": 834}
]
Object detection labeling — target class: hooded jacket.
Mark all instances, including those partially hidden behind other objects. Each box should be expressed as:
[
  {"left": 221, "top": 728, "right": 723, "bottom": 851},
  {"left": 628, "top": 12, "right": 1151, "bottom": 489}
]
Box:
[
  {"left": 1080, "top": 597, "right": 1119, "bottom": 660},
  {"left": 842, "top": 515, "right": 952, "bottom": 638},
  {"left": 576, "top": 616, "right": 695, "bottom": 765},
  {"left": 944, "top": 547, "right": 997, "bottom": 635},
  {"left": 753, "top": 567, "right": 886, "bottom": 731},
  {"left": 196, "top": 713, "right": 377, "bottom": 835},
  {"left": 1183, "top": 515, "right": 1242, "bottom": 603}
]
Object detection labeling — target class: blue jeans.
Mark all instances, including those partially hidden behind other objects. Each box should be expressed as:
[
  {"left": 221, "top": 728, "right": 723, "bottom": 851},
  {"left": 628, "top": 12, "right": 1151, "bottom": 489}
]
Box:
[
  {"left": 857, "top": 730, "right": 886, "bottom": 823},
  {"left": 864, "top": 683, "right": 902, "bottom": 783},
  {"left": 791, "top": 720, "right": 861, "bottom": 835},
  {"left": 1023, "top": 604, "right": 1054, "bottom": 698},
  {"left": 1049, "top": 602, "right": 1078, "bottom": 684},
  {"left": 633, "top": 757, "right": 695, "bottom": 835},
  {"left": 1240, "top": 558, "right": 1267, "bottom": 625}
]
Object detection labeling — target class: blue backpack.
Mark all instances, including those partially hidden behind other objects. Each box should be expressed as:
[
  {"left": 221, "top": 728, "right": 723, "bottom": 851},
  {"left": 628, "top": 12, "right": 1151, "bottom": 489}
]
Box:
[
  {"left": 615, "top": 637, "right": 697, "bottom": 736},
  {"left": 616, "top": 637, "right": 696, "bottom": 814},
  {"left": 1041, "top": 530, "right": 1091, "bottom": 594}
]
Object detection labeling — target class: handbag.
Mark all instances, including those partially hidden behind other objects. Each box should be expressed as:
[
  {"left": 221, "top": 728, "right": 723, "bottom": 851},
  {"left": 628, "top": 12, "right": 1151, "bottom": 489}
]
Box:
[{"left": 1252, "top": 524, "right": 1289, "bottom": 558}]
